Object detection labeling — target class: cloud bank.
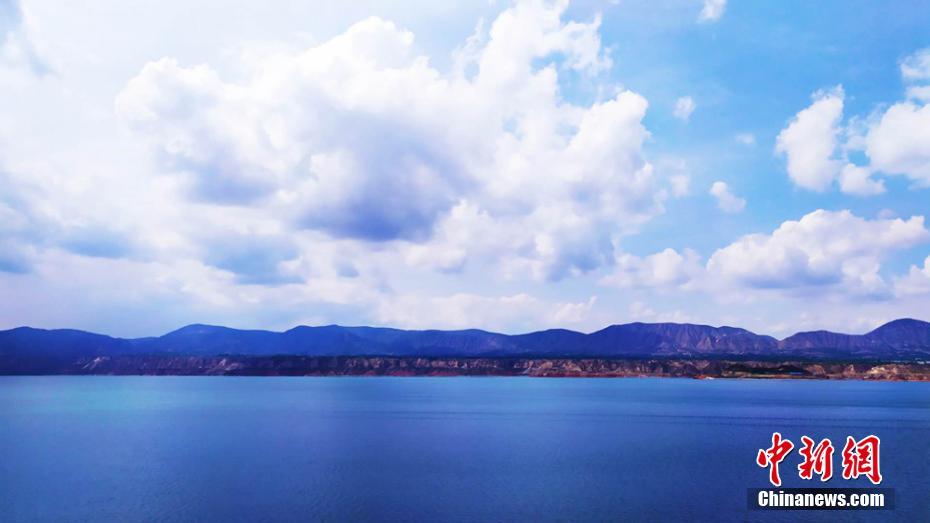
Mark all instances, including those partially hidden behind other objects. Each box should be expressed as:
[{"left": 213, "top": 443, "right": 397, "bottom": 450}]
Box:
[
  {"left": 0, "top": 0, "right": 928, "bottom": 338},
  {"left": 778, "top": 49, "right": 930, "bottom": 194}
]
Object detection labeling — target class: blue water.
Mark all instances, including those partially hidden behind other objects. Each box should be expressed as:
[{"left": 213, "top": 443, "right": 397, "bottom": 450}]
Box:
[{"left": 0, "top": 377, "right": 927, "bottom": 522}]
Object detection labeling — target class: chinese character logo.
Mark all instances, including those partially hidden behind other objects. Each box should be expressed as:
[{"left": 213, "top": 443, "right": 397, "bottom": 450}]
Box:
[
  {"left": 841, "top": 435, "right": 883, "bottom": 485},
  {"left": 756, "top": 433, "right": 882, "bottom": 486},
  {"left": 797, "top": 436, "right": 834, "bottom": 482},
  {"left": 756, "top": 432, "right": 794, "bottom": 487}
]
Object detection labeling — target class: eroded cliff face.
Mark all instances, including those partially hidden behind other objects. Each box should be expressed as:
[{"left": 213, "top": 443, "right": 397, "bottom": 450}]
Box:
[{"left": 1, "top": 355, "right": 924, "bottom": 381}]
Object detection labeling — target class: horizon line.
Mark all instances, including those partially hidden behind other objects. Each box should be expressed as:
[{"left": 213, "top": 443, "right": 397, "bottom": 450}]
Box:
[{"left": 3, "top": 317, "right": 926, "bottom": 342}]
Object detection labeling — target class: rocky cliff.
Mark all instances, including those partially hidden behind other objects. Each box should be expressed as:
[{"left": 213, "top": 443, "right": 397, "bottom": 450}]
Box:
[{"left": 0, "top": 354, "right": 927, "bottom": 381}]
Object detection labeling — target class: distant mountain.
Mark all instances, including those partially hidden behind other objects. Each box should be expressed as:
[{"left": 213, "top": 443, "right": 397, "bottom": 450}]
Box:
[
  {"left": 2, "top": 319, "right": 930, "bottom": 367},
  {"left": 583, "top": 323, "right": 779, "bottom": 357},
  {"left": 149, "top": 324, "right": 281, "bottom": 355},
  {"left": 510, "top": 329, "right": 589, "bottom": 356},
  {"left": 778, "top": 318, "right": 930, "bottom": 359},
  {"left": 779, "top": 330, "right": 863, "bottom": 351},
  {"left": 0, "top": 327, "right": 129, "bottom": 357},
  {"left": 0, "top": 327, "right": 131, "bottom": 373},
  {"left": 866, "top": 318, "right": 930, "bottom": 348}
]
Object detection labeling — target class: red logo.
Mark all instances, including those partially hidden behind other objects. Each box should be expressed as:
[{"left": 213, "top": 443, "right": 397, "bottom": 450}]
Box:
[
  {"left": 756, "top": 432, "right": 794, "bottom": 487},
  {"left": 757, "top": 433, "right": 882, "bottom": 486},
  {"left": 797, "top": 436, "right": 834, "bottom": 481},
  {"left": 841, "top": 435, "right": 882, "bottom": 485}
]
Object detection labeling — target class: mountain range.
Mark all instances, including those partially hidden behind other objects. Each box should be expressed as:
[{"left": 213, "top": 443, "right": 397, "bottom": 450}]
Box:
[{"left": 2, "top": 318, "right": 930, "bottom": 364}]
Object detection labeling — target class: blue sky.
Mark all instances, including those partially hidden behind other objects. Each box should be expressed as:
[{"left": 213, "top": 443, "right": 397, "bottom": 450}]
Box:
[{"left": 1, "top": 0, "right": 929, "bottom": 337}]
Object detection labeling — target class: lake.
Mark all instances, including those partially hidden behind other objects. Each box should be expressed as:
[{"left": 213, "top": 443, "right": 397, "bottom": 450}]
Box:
[{"left": 0, "top": 377, "right": 927, "bottom": 521}]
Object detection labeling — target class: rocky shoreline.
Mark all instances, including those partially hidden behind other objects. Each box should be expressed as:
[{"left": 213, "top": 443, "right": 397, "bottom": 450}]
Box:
[{"left": 2, "top": 355, "right": 928, "bottom": 380}]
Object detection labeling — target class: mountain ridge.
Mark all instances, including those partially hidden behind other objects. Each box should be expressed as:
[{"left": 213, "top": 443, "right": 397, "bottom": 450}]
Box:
[{"left": 2, "top": 318, "right": 930, "bottom": 363}]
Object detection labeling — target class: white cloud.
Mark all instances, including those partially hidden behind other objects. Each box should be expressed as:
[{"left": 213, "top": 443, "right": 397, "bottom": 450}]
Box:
[
  {"left": 864, "top": 101, "right": 930, "bottom": 187},
  {"left": 776, "top": 49, "right": 930, "bottom": 193},
  {"left": 894, "top": 256, "right": 930, "bottom": 296},
  {"left": 900, "top": 48, "right": 930, "bottom": 82},
  {"left": 552, "top": 296, "right": 598, "bottom": 325},
  {"left": 707, "top": 209, "right": 929, "bottom": 295},
  {"left": 3, "top": 1, "right": 929, "bottom": 339},
  {"left": 602, "top": 248, "right": 702, "bottom": 290},
  {"left": 838, "top": 163, "right": 885, "bottom": 196},
  {"left": 0, "top": 159, "right": 142, "bottom": 271},
  {"left": 906, "top": 85, "right": 930, "bottom": 102},
  {"left": 0, "top": 169, "right": 37, "bottom": 273},
  {"left": 655, "top": 157, "right": 690, "bottom": 197},
  {"left": 697, "top": 0, "right": 726, "bottom": 22},
  {"left": 735, "top": 133, "right": 756, "bottom": 146},
  {"left": 0, "top": 0, "right": 675, "bottom": 335},
  {"left": 117, "top": 1, "right": 665, "bottom": 280},
  {"left": 628, "top": 301, "right": 695, "bottom": 324},
  {"left": 594, "top": 209, "right": 930, "bottom": 334},
  {"left": 673, "top": 95, "right": 695, "bottom": 122},
  {"left": 375, "top": 292, "right": 598, "bottom": 332},
  {"left": 669, "top": 174, "right": 691, "bottom": 197},
  {"left": 775, "top": 86, "right": 844, "bottom": 191},
  {"left": 708, "top": 181, "right": 745, "bottom": 213},
  {"left": 603, "top": 209, "right": 930, "bottom": 299},
  {"left": 0, "top": 0, "right": 49, "bottom": 75},
  {"left": 116, "top": 22, "right": 470, "bottom": 241}
]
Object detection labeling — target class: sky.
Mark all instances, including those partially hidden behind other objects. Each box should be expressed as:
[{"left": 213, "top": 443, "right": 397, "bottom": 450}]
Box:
[{"left": 1, "top": 0, "right": 929, "bottom": 338}]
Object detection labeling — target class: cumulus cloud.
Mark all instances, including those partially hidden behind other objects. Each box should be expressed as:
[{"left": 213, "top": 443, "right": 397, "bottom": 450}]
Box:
[
  {"left": 864, "top": 101, "right": 930, "bottom": 187},
  {"left": 778, "top": 49, "right": 930, "bottom": 193},
  {"left": 855, "top": 48, "right": 930, "bottom": 187},
  {"left": 894, "top": 256, "right": 930, "bottom": 296},
  {"left": 838, "top": 163, "right": 885, "bottom": 196},
  {"left": 117, "top": 30, "right": 469, "bottom": 242},
  {"left": 117, "top": 1, "right": 665, "bottom": 279},
  {"left": 775, "top": 87, "right": 845, "bottom": 191},
  {"left": 900, "top": 48, "right": 930, "bottom": 81},
  {"left": 602, "top": 209, "right": 930, "bottom": 299},
  {"left": 673, "top": 96, "right": 695, "bottom": 121},
  {"left": 602, "top": 248, "right": 702, "bottom": 290},
  {"left": 698, "top": 0, "right": 726, "bottom": 22},
  {"left": 708, "top": 181, "right": 745, "bottom": 213},
  {"left": 590, "top": 209, "right": 930, "bottom": 336},
  {"left": 5, "top": 0, "right": 928, "bottom": 338},
  {"left": 707, "top": 209, "right": 929, "bottom": 296},
  {"left": 0, "top": 0, "right": 676, "bottom": 335}
]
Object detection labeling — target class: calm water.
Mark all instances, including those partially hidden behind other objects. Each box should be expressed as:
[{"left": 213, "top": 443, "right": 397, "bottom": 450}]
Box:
[{"left": 0, "top": 377, "right": 927, "bottom": 522}]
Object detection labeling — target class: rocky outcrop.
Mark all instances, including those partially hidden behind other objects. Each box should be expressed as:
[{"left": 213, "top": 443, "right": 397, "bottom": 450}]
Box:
[{"left": 1, "top": 355, "right": 924, "bottom": 381}]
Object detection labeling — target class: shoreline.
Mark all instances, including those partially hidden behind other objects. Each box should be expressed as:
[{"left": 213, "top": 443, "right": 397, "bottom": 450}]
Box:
[{"left": 2, "top": 355, "right": 929, "bottom": 381}]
